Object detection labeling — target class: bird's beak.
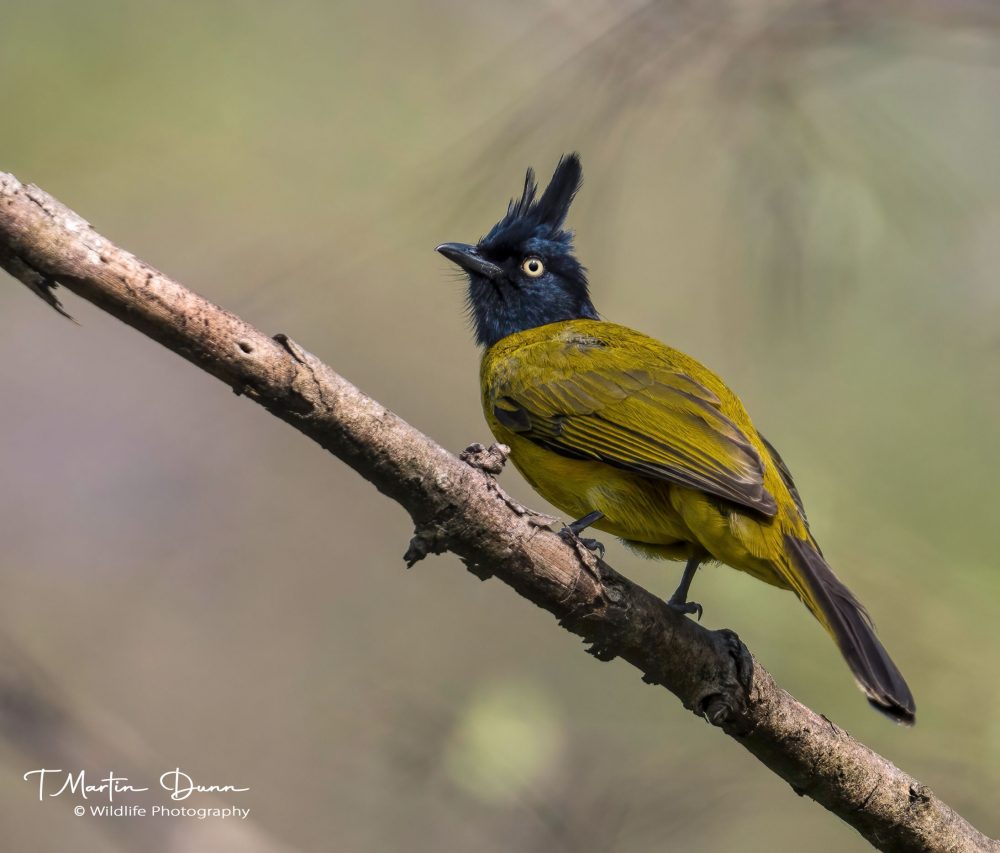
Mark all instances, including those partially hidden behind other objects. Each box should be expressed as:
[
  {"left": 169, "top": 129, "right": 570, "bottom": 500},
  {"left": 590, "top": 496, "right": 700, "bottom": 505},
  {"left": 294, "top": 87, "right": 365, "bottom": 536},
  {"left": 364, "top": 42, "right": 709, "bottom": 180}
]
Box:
[{"left": 436, "top": 243, "right": 503, "bottom": 280}]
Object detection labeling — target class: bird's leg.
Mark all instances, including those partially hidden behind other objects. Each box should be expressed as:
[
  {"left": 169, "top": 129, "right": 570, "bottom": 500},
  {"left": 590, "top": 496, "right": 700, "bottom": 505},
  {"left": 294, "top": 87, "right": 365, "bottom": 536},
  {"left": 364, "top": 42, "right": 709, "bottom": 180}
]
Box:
[
  {"left": 567, "top": 510, "right": 603, "bottom": 536},
  {"left": 560, "top": 510, "right": 606, "bottom": 558},
  {"left": 668, "top": 557, "right": 703, "bottom": 620}
]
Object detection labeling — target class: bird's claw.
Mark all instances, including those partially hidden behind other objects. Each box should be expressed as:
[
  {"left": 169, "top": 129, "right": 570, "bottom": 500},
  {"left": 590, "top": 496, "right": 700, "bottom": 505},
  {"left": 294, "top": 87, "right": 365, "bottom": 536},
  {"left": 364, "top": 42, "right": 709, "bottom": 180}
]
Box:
[
  {"left": 668, "top": 598, "right": 703, "bottom": 621},
  {"left": 559, "top": 527, "right": 606, "bottom": 560},
  {"left": 578, "top": 537, "right": 606, "bottom": 559}
]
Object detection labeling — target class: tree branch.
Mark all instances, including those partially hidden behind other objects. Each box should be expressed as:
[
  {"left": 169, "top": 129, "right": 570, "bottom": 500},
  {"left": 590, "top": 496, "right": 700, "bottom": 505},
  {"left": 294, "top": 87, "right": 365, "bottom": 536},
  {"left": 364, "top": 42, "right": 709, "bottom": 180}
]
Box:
[{"left": 0, "top": 171, "right": 993, "bottom": 853}]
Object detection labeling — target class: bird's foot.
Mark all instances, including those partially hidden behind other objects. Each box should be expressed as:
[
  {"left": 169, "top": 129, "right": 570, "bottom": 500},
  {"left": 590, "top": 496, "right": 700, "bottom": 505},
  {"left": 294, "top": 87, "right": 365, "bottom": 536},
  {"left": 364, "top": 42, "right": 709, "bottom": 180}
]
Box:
[
  {"left": 667, "top": 596, "right": 703, "bottom": 621},
  {"left": 667, "top": 556, "right": 703, "bottom": 620},
  {"left": 559, "top": 511, "right": 607, "bottom": 559},
  {"left": 565, "top": 534, "right": 605, "bottom": 560}
]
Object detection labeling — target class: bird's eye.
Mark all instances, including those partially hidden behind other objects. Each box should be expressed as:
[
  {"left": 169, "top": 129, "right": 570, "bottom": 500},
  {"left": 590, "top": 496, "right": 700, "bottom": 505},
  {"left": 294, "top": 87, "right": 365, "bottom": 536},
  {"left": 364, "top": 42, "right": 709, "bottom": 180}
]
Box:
[{"left": 521, "top": 257, "right": 545, "bottom": 277}]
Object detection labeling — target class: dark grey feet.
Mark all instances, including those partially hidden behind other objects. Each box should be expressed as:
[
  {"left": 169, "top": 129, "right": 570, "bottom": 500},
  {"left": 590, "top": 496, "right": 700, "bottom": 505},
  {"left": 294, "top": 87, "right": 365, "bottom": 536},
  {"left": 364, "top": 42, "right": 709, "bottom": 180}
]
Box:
[
  {"left": 560, "top": 510, "right": 606, "bottom": 558},
  {"left": 668, "top": 556, "right": 703, "bottom": 620}
]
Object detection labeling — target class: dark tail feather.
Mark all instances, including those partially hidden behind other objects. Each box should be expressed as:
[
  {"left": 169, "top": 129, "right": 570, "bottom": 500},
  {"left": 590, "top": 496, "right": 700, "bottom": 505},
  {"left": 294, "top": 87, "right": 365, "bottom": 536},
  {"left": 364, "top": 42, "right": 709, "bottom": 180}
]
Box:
[{"left": 784, "top": 535, "right": 916, "bottom": 725}]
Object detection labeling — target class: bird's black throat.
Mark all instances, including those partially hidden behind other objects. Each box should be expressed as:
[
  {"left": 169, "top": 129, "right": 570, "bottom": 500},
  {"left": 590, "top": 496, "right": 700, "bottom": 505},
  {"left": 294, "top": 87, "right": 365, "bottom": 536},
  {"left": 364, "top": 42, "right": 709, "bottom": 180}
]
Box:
[{"left": 466, "top": 269, "right": 598, "bottom": 348}]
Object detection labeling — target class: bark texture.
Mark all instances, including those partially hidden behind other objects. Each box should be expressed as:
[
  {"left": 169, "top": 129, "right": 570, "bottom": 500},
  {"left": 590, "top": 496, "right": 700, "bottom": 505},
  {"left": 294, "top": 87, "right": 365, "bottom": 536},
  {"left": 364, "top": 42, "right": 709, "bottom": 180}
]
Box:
[{"left": 0, "top": 171, "right": 994, "bottom": 853}]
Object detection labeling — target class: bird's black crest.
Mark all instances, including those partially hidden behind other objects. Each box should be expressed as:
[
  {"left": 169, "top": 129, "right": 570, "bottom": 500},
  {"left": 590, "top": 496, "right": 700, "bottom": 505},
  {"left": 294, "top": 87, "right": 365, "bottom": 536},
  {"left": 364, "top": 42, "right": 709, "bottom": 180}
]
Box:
[
  {"left": 441, "top": 152, "right": 596, "bottom": 347},
  {"left": 482, "top": 153, "right": 583, "bottom": 251}
]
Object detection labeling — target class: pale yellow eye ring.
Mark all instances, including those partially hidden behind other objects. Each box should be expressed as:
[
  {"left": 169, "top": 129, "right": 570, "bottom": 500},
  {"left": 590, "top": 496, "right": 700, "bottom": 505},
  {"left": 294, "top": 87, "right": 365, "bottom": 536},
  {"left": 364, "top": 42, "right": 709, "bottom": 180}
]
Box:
[{"left": 522, "top": 257, "right": 545, "bottom": 277}]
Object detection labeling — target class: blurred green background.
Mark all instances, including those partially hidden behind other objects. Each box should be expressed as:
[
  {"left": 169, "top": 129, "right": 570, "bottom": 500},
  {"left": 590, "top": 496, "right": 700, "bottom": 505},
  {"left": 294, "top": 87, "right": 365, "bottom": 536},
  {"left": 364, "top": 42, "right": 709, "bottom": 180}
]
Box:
[{"left": 2, "top": 1, "right": 999, "bottom": 850}]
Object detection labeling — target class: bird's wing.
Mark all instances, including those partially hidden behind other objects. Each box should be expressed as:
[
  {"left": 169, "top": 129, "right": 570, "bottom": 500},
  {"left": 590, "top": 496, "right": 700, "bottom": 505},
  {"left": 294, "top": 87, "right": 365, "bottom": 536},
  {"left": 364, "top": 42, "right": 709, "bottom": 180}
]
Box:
[
  {"left": 759, "top": 433, "right": 807, "bottom": 522},
  {"left": 492, "top": 359, "right": 778, "bottom": 516}
]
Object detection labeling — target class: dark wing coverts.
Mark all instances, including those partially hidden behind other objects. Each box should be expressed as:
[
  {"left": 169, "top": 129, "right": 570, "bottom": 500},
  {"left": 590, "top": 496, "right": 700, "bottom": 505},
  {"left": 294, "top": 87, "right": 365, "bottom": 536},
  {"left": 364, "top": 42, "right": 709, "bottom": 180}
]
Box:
[{"left": 492, "top": 365, "right": 778, "bottom": 516}]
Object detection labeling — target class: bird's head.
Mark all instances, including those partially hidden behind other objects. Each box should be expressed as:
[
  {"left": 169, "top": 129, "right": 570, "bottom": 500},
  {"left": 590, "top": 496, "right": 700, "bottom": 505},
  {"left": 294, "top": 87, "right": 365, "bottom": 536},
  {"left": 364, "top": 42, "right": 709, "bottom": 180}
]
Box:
[{"left": 437, "top": 153, "right": 598, "bottom": 348}]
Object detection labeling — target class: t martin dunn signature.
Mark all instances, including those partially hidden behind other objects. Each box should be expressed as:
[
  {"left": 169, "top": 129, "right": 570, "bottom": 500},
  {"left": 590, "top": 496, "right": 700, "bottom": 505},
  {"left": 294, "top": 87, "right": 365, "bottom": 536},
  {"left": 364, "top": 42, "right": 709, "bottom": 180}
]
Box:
[{"left": 23, "top": 768, "right": 250, "bottom": 802}]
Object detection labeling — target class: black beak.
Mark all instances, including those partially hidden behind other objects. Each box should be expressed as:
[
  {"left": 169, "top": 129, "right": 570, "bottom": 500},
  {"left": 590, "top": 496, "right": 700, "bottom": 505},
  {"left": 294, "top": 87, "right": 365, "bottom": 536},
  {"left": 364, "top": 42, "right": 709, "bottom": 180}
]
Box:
[{"left": 436, "top": 243, "right": 504, "bottom": 280}]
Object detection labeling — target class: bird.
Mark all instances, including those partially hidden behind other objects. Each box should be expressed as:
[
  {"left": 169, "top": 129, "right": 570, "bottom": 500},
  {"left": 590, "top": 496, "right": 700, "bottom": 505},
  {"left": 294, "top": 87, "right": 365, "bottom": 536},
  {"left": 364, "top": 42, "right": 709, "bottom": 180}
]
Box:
[{"left": 436, "top": 153, "right": 915, "bottom": 724}]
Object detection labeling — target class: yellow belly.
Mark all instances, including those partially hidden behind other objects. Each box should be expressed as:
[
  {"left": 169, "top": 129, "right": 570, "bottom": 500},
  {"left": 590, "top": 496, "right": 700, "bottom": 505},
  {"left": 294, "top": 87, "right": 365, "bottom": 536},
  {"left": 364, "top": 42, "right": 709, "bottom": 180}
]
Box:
[
  {"left": 506, "top": 433, "right": 691, "bottom": 544},
  {"left": 496, "top": 429, "right": 788, "bottom": 587}
]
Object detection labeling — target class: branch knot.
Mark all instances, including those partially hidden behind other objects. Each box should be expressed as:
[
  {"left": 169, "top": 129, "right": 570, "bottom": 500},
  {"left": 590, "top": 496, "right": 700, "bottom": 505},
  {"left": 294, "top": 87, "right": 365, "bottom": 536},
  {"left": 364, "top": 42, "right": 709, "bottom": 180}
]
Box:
[{"left": 460, "top": 442, "right": 510, "bottom": 476}]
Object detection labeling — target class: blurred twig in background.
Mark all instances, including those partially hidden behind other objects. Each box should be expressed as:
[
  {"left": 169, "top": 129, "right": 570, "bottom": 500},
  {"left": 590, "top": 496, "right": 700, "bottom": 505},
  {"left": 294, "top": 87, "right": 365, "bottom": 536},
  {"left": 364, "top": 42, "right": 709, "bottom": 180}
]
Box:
[{"left": 265, "top": 0, "right": 1000, "bottom": 313}]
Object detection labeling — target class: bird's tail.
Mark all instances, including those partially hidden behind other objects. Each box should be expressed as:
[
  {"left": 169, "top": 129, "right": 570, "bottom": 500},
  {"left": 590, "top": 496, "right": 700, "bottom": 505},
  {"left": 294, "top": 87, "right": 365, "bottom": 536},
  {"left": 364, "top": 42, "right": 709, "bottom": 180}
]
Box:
[{"left": 782, "top": 535, "right": 916, "bottom": 725}]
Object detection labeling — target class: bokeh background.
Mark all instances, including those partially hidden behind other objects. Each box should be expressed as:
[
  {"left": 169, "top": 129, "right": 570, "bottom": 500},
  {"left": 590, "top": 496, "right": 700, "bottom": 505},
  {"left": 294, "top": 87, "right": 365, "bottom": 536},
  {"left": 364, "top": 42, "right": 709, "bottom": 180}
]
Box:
[{"left": 2, "top": 1, "right": 999, "bottom": 850}]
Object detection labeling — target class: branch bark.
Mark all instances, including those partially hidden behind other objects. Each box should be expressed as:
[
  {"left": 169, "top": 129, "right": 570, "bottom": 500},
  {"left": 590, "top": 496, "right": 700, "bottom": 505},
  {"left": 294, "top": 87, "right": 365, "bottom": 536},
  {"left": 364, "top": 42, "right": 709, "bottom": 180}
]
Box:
[{"left": 0, "top": 171, "right": 993, "bottom": 853}]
